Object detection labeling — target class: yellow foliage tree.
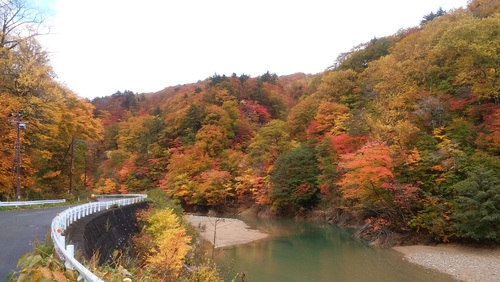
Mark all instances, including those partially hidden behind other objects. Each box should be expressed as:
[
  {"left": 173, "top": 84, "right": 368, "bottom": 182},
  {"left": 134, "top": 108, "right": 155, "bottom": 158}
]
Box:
[
  {"left": 195, "top": 124, "right": 229, "bottom": 157},
  {"left": 314, "top": 102, "right": 350, "bottom": 135},
  {"left": 0, "top": 35, "right": 102, "bottom": 199},
  {"left": 468, "top": 0, "right": 500, "bottom": 18},
  {"left": 93, "top": 178, "right": 117, "bottom": 194},
  {"left": 143, "top": 208, "right": 192, "bottom": 281},
  {"left": 316, "top": 69, "right": 358, "bottom": 104},
  {"left": 433, "top": 13, "right": 500, "bottom": 103}
]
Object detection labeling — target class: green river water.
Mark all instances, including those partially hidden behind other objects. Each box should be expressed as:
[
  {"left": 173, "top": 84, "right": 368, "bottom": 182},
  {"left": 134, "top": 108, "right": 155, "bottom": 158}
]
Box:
[{"left": 210, "top": 217, "right": 456, "bottom": 282}]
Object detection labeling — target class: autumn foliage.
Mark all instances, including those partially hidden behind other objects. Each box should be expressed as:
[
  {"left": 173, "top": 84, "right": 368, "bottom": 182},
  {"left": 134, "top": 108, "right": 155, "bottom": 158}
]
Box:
[
  {"left": 135, "top": 208, "right": 192, "bottom": 280},
  {"left": 0, "top": 6, "right": 102, "bottom": 200},
  {"left": 2, "top": 0, "right": 500, "bottom": 244}
]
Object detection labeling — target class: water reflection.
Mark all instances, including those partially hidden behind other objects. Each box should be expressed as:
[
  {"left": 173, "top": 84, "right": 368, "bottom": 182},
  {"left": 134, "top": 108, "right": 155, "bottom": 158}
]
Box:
[{"left": 212, "top": 217, "right": 456, "bottom": 282}]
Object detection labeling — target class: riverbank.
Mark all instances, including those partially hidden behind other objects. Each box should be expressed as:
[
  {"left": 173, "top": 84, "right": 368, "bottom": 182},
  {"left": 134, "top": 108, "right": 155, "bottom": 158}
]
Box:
[
  {"left": 394, "top": 244, "right": 500, "bottom": 282},
  {"left": 186, "top": 215, "right": 268, "bottom": 248}
]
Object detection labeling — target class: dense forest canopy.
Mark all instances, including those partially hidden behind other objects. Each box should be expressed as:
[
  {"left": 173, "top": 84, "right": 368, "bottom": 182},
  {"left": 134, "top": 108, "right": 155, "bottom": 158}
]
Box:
[{"left": 2, "top": 0, "right": 499, "bottom": 243}]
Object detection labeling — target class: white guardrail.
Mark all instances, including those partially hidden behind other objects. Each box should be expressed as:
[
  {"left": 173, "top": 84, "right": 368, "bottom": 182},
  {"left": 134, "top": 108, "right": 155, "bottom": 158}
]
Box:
[
  {"left": 51, "top": 194, "right": 147, "bottom": 282},
  {"left": 0, "top": 199, "right": 66, "bottom": 207}
]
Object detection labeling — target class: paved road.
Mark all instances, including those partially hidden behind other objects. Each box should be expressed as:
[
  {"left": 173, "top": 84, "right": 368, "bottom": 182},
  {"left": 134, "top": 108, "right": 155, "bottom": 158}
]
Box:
[{"left": 0, "top": 207, "right": 68, "bottom": 280}]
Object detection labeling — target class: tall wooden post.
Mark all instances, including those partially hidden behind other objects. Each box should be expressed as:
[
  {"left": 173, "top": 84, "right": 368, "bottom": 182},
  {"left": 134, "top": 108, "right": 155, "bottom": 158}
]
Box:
[
  {"left": 15, "top": 115, "right": 21, "bottom": 200},
  {"left": 69, "top": 136, "right": 74, "bottom": 194}
]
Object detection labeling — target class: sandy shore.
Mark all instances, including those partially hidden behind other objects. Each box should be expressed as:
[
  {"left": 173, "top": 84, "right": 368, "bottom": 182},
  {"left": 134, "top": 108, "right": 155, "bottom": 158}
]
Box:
[
  {"left": 394, "top": 244, "right": 500, "bottom": 282},
  {"left": 186, "top": 215, "right": 268, "bottom": 248}
]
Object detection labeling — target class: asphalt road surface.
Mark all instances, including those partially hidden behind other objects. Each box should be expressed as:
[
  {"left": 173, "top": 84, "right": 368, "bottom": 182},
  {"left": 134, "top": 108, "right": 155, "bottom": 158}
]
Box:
[{"left": 0, "top": 206, "right": 68, "bottom": 280}]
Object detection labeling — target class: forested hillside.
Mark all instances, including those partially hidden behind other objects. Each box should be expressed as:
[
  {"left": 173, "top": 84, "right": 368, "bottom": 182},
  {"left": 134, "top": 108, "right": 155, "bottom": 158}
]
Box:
[{"left": 2, "top": 0, "right": 499, "bottom": 244}]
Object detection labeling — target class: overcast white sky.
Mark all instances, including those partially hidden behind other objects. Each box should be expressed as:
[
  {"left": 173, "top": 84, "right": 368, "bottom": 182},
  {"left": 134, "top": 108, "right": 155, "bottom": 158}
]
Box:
[{"left": 36, "top": 0, "right": 469, "bottom": 100}]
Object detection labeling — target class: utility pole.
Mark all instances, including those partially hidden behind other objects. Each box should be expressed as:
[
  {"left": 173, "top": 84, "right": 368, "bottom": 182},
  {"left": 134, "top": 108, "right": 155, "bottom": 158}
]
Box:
[
  {"left": 83, "top": 153, "right": 87, "bottom": 190},
  {"left": 69, "top": 136, "right": 74, "bottom": 194},
  {"left": 9, "top": 112, "right": 27, "bottom": 201}
]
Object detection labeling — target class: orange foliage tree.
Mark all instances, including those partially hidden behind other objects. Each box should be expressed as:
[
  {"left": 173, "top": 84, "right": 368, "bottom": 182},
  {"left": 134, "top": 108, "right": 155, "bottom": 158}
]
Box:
[{"left": 338, "top": 141, "right": 419, "bottom": 230}]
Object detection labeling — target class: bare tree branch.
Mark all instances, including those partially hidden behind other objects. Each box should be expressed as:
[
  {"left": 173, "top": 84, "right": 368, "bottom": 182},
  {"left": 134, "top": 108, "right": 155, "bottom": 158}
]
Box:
[{"left": 0, "top": 0, "right": 48, "bottom": 50}]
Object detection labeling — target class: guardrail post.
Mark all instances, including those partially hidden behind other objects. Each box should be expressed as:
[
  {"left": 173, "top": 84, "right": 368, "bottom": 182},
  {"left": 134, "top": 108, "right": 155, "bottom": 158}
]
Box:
[
  {"left": 60, "top": 235, "right": 65, "bottom": 249},
  {"left": 65, "top": 244, "right": 75, "bottom": 270}
]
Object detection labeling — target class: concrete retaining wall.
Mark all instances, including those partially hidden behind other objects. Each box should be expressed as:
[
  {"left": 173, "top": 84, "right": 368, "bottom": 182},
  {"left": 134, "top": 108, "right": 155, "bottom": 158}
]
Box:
[{"left": 66, "top": 201, "right": 148, "bottom": 265}]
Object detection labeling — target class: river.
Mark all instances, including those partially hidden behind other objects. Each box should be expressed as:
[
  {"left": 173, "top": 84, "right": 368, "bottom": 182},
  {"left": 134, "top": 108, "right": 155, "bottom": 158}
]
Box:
[{"left": 210, "top": 217, "right": 456, "bottom": 282}]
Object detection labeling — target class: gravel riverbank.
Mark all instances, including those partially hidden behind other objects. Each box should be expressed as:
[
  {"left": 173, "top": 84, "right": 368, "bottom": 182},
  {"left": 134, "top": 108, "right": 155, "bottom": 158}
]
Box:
[
  {"left": 186, "top": 215, "right": 268, "bottom": 248},
  {"left": 393, "top": 244, "right": 500, "bottom": 282}
]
